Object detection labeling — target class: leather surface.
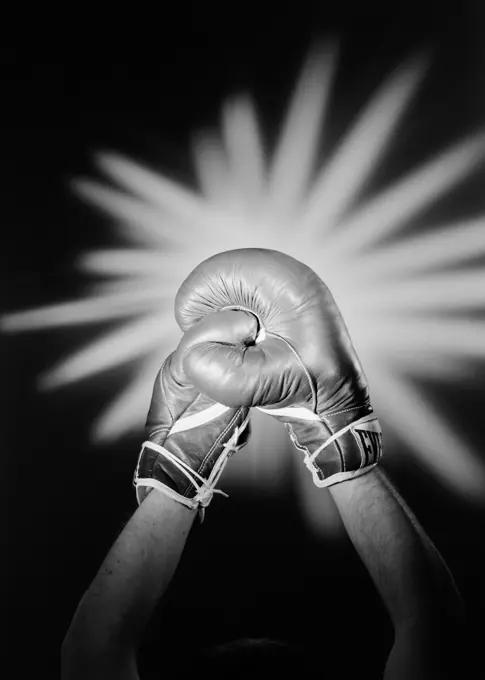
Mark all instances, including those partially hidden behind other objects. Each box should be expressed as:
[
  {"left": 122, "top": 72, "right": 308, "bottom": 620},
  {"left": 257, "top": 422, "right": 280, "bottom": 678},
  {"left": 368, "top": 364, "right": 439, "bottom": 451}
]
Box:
[
  {"left": 173, "top": 248, "right": 381, "bottom": 484},
  {"left": 135, "top": 351, "right": 250, "bottom": 501}
]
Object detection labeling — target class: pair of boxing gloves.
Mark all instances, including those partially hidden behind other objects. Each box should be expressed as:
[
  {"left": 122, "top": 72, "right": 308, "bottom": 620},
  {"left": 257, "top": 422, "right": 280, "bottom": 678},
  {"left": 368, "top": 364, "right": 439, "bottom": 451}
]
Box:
[{"left": 133, "top": 248, "right": 383, "bottom": 519}]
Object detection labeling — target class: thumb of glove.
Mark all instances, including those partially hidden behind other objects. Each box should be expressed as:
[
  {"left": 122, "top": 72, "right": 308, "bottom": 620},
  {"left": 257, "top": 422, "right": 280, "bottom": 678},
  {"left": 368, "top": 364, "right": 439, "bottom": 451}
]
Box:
[
  {"left": 173, "top": 309, "right": 263, "bottom": 399},
  {"left": 179, "top": 307, "right": 308, "bottom": 410}
]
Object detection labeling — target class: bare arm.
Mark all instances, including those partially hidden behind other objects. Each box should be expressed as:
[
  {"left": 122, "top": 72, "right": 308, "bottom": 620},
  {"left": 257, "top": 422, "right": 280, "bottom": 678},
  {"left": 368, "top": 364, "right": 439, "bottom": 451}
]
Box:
[
  {"left": 61, "top": 490, "right": 197, "bottom": 680},
  {"left": 329, "top": 466, "right": 468, "bottom": 679}
]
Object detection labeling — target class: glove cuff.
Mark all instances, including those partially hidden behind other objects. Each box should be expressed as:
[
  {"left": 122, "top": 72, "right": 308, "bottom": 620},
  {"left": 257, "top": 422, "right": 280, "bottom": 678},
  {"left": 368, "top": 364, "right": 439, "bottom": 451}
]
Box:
[
  {"left": 258, "top": 405, "right": 383, "bottom": 488},
  {"left": 304, "top": 414, "right": 383, "bottom": 488},
  {"left": 134, "top": 411, "right": 250, "bottom": 521}
]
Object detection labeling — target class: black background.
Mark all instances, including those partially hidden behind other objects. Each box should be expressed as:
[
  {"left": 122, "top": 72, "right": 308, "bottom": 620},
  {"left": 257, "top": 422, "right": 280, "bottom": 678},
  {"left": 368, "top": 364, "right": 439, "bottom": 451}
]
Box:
[{"left": 3, "top": 2, "right": 485, "bottom": 677}]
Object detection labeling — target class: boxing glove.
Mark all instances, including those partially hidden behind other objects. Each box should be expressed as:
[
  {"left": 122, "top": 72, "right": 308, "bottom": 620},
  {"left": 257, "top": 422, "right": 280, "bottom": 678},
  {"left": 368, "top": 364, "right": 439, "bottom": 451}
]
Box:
[
  {"left": 133, "top": 315, "right": 252, "bottom": 519},
  {"left": 173, "top": 248, "right": 383, "bottom": 489}
]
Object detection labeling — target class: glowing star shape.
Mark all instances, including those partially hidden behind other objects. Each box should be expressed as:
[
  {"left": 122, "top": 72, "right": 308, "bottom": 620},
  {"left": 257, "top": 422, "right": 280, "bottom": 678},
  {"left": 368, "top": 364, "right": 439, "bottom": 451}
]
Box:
[{"left": 3, "top": 44, "right": 485, "bottom": 530}]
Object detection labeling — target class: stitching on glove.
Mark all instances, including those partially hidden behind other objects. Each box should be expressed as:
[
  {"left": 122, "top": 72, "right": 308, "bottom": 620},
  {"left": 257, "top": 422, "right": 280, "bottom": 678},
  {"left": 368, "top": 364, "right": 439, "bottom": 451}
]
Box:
[
  {"left": 140, "top": 440, "right": 228, "bottom": 506},
  {"left": 158, "top": 358, "right": 175, "bottom": 422},
  {"left": 184, "top": 406, "right": 244, "bottom": 498},
  {"left": 324, "top": 405, "right": 369, "bottom": 417},
  {"left": 135, "top": 411, "right": 251, "bottom": 516},
  {"left": 285, "top": 422, "right": 310, "bottom": 456},
  {"left": 148, "top": 425, "right": 170, "bottom": 440},
  {"left": 265, "top": 331, "right": 318, "bottom": 413}
]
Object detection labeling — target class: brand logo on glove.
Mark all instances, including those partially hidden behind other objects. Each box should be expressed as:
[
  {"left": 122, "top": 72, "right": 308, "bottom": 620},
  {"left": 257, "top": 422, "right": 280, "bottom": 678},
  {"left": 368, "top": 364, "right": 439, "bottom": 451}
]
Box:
[{"left": 351, "top": 420, "right": 383, "bottom": 466}]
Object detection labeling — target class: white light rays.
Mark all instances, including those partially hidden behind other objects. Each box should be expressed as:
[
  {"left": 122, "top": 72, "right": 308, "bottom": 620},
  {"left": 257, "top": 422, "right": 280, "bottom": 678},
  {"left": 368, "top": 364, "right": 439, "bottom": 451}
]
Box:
[
  {"left": 375, "top": 316, "right": 485, "bottom": 360},
  {"left": 97, "top": 153, "right": 230, "bottom": 240},
  {"left": 38, "top": 314, "right": 176, "bottom": 390},
  {"left": 220, "top": 97, "right": 266, "bottom": 213},
  {"left": 192, "top": 132, "right": 234, "bottom": 207},
  {"left": 77, "top": 249, "right": 183, "bottom": 282},
  {"left": 331, "top": 131, "right": 485, "bottom": 254},
  {"left": 265, "top": 44, "right": 337, "bottom": 223},
  {"left": 224, "top": 408, "right": 290, "bottom": 485},
  {"left": 2, "top": 43, "right": 485, "bottom": 509},
  {"left": 300, "top": 55, "right": 428, "bottom": 237},
  {"left": 92, "top": 353, "right": 164, "bottom": 442},
  {"left": 72, "top": 180, "right": 171, "bottom": 248},
  {"left": 347, "top": 217, "right": 485, "bottom": 281},
  {"left": 2, "top": 285, "right": 172, "bottom": 330},
  {"left": 354, "top": 269, "right": 485, "bottom": 315},
  {"left": 370, "top": 367, "right": 485, "bottom": 501}
]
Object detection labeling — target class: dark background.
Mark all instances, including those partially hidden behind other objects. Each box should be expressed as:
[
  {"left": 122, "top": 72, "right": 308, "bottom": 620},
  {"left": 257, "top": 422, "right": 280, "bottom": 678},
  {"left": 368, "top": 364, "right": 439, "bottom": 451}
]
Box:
[{"left": 3, "top": 2, "right": 485, "bottom": 677}]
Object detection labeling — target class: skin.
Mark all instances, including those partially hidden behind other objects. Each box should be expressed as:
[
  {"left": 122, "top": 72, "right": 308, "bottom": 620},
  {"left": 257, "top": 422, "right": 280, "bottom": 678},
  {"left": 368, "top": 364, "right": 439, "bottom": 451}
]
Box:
[
  {"left": 62, "top": 465, "right": 469, "bottom": 680},
  {"left": 329, "top": 467, "right": 468, "bottom": 679},
  {"left": 61, "top": 489, "right": 197, "bottom": 680}
]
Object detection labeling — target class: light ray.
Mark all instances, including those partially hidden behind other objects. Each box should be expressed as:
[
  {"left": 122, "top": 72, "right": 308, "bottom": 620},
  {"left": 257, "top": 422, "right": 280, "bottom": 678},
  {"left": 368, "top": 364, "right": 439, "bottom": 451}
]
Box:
[
  {"left": 38, "top": 314, "right": 177, "bottom": 389},
  {"left": 222, "top": 408, "right": 288, "bottom": 484},
  {"left": 192, "top": 130, "right": 233, "bottom": 206},
  {"left": 96, "top": 153, "right": 229, "bottom": 238},
  {"left": 381, "top": 354, "right": 477, "bottom": 380},
  {"left": 73, "top": 179, "right": 175, "bottom": 247},
  {"left": 1, "top": 287, "right": 171, "bottom": 330},
  {"left": 300, "top": 54, "right": 428, "bottom": 236},
  {"left": 371, "top": 368, "right": 485, "bottom": 502},
  {"left": 79, "top": 248, "right": 242, "bottom": 297},
  {"left": 332, "top": 131, "right": 485, "bottom": 253},
  {"left": 373, "top": 317, "right": 485, "bottom": 360},
  {"left": 92, "top": 355, "right": 162, "bottom": 442},
  {"left": 265, "top": 44, "right": 338, "bottom": 221},
  {"left": 359, "top": 269, "right": 485, "bottom": 311},
  {"left": 4, "top": 43, "right": 485, "bottom": 520},
  {"left": 221, "top": 96, "right": 266, "bottom": 212},
  {"left": 347, "top": 217, "right": 485, "bottom": 281},
  {"left": 77, "top": 249, "right": 177, "bottom": 279},
  {"left": 97, "top": 153, "right": 202, "bottom": 209},
  {"left": 85, "top": 279, "right": 173, "bottom": 296}
]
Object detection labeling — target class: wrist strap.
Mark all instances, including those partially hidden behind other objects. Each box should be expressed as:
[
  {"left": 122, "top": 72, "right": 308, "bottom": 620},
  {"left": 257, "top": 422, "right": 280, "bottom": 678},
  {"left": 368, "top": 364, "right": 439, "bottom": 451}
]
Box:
[
  {"left": 305, "top": 414, "right": 382, "bottom": 488},
  {"left": 134, "top": 412, "right": 250, "bottom": 521},
  {"left": 307, "top": 413, "right": 377, "bottom": 464}
]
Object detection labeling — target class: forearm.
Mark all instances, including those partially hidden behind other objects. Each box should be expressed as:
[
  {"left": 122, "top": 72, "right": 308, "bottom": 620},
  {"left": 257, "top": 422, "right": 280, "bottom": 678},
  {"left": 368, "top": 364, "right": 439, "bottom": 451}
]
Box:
[
  {"left": 382, "top": 618, "right": 466, "bottom": 680},
  {"left": 62, "top": 490, "right": 197, "bottom": 680},
  {"left": 329, "top": 466, "right": 466, "bottom": 631}
]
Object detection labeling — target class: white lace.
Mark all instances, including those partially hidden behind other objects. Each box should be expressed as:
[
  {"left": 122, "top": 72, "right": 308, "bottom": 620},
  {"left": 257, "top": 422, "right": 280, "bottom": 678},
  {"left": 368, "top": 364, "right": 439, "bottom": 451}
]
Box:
[{"left": 135, "top": 411, "right": 250, "bottom": 520}]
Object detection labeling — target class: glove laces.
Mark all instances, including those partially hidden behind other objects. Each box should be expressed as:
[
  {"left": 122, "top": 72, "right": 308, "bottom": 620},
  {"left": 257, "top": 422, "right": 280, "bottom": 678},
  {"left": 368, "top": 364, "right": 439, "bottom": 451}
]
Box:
[{"left": 137, "top": 412, "right": 250, "bottom": 521}]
